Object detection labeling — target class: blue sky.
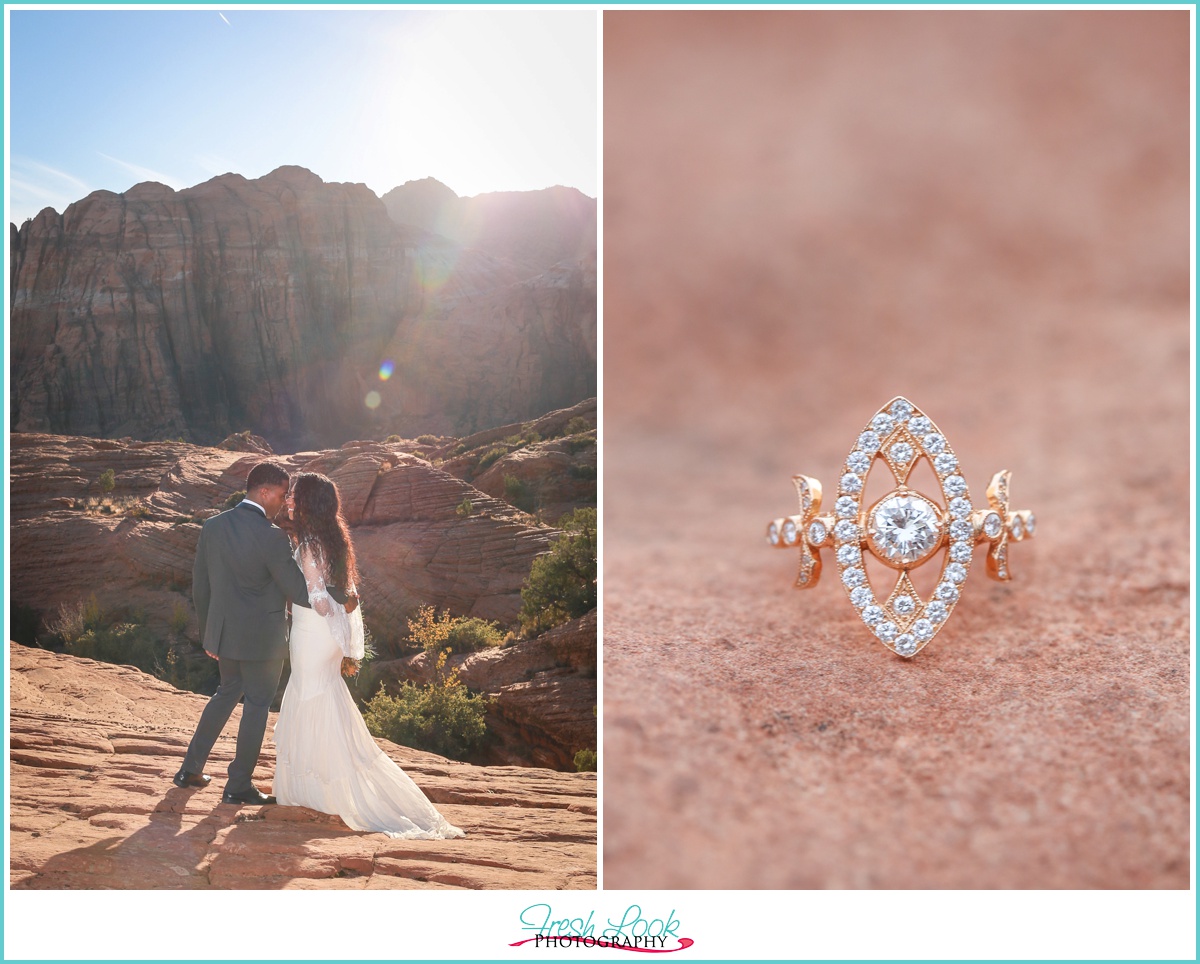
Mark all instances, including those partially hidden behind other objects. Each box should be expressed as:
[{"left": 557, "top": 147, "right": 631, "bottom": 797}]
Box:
[{"left": 7, "top": 8, "right": 597, "bottom": 224}]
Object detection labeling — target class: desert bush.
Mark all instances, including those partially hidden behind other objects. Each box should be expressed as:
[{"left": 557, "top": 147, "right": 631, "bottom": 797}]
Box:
[
  {"left": 222, "top": 489, "right": 246, "bottom": 511},
  {"left": 569, "top": 464, "right": 596, "bottom": 481},
  {"left": 520, "top": 508, "right": 597, "bottom": 635},
  {"left": 362, "top": 650, "right": 488, "bottom": 760},
  {"left": 504, "top": 474, "right": 537, "bottom": 512},
  {"left": 477, "top": 446, "right": 508, "bottom": 471},
  {"left": 565, "top": 435, "right": 595, "bottom": 455},
  {"left": 406, "top": 606, "right": 503, "bottom": 655},
  {"left": 97, "top": 469, "right": 115, "bottom": 495},
  {"left": 169, "top": 602, "right": 190, "bottom": 635},
  {"left": 417, "top": 434, "right": 437, "bottom": 445},
  {"left": 573, "top": 748, "right": 597, "bottom": 772},
  {"left": 456, "top": 497, "right": 472, "bottom": 518},
  {"left": 451, "top": 442, "right": 468, "bottom": 457},
  {"left": 564, "top": 416, "right": 591, "bottom": 436},
  {"left": 386, "top": 434, "right": 403, "bottom": 443}
]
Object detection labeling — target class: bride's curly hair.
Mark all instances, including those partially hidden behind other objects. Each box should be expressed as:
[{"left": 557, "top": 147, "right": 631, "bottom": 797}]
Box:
[{"left": 291, "top": 473, "right": 358, "bottom": 594}]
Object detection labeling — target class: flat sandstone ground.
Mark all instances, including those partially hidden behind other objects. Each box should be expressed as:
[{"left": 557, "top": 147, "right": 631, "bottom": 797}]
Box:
[{"left": 9, "top": 643, "right": 596, "bottom": 890}]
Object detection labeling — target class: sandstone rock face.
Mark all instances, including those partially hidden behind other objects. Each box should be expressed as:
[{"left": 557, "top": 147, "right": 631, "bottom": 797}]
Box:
[
  {"left": 383, "top": 178, "right": 597, "bottom": 273},
  {"left": 10, "top": 166, "right": 596, "bottom": 449},
  {"left": 370, "top": 612, "right": 598, "bottom": 771},
  {"left": 9, "top": 643, "right": 596, "bottom": 889},
  {"left": 9, "top": 434, "right": 555, "bottom": 646}
]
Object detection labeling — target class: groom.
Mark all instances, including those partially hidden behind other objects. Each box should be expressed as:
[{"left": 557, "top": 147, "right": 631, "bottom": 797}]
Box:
[{"left": 174, "top": 460, "right": 312, "bottom": 805}]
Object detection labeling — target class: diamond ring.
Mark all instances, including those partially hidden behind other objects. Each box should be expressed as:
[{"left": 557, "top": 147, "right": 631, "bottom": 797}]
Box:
[{"left": 766, "top": 397, "right": 1036, "bottom": 658}]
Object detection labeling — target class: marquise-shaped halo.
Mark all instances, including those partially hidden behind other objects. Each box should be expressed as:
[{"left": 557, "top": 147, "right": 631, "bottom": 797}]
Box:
[
  {"left": 832, "top": 398, "right": 971, "bottom": 658},
  {"left": 766, "top": 396, "right": 1036, "bottom": 659}
]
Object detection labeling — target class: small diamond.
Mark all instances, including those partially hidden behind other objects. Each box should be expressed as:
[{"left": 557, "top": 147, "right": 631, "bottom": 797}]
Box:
[
  {"left": 871, "top": 413, "right": 896, "bottom": 436},
  {"left": 950, "top": 541, "right": 972, "bottom": 563},
  {"left": 950, "top": 519, "right": 974, "bottom": 542},
  {"left": 847, "top": 451, "right": 871, "bottom": 475},
  {"left": 850, "top": 585, "right": 873, "bottom": 608},
  {"left": 943, "top": 475, "right": 967, "bottom": 498},
  {"left": 889, "top": 398, "right": 915, "bottom": 420},
  {"left": 862, "top": 605, "right": 884, "bottom": 625},
  {"left": 894, "top": 634, "right": 917, "bottom": 656},
  {"left": 834, "top": 520, "right": 860, "bottom": 543},
  {"left": 923, "top": 433, "right": 946, "bottom": 455},
  {"left": 782, "top": 520, "right": 797, "bottom": 545},
  {"left": 893, "top": 595, "right": 915, "bottom": 615},
  {"left": 926, "top": 600, "right": 948, "bottom": 623},
  {"left": 842, "top": 567, "right": 865, "bottom": 589},
  {"left": 913, "top": 619, "right": 934, "bottom": 641},
  {"left": 945, "top": 562, "right": 967, "bottom": 584},
  {"left": 1025, "top": 512, "right": 1037, "bottom": 536},
  {"left": 876, "top": 621, "right": 898, "bottom": 643},
  {"left": 949, "top": 497, "right": 972, "bottom": 519},
  {"left": 983, "top": 512, "right": 1002, "bottom": 539},
  {"left": 837, "top": 544, "right": 861, "bottom": 567},
  {"left": 809, "top": 520, "right": 828, "bottom": 545},
  {"left": 840, "top": 472, "right": 863, "bottom": 495},
  {"left": 857, "top": 430, "right": 881, "bottom": 454},
  {"left": 889, "top": 441, "right": 914, "bottom": 465},
  {"left": 907, "top": 415, "right": 932, "bottom": 436},
  {"left": 767, "top": 522, "right": 780, "bottom": 545},
  {"left": 1011, "top": 515, "right": 1025, "bottom": 540},
  {"left": 836, "top": 496, "right": 859, "bottom": 519},
  {"left": 936, "top": 582, "right": 959, "bottom": 603},
  {"left": 798, "top": 570, "right": 810, "bottom": 584},
  {"left": 934, "top": 453, "right": 958, "bottom": 475}
]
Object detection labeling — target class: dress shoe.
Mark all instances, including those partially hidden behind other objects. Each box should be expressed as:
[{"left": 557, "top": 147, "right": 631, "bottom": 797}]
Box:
[
  {"left": 221, "top": 786, "right": 276, "bottom": 806},
  {"left": 173, "top": 768, "right": 211, "bottom": 789}
]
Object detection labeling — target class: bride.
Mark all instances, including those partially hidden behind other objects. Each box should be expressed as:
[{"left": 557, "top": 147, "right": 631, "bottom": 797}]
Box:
[{"left": 272, "top": 472, "right": 464, "bottom": 839}]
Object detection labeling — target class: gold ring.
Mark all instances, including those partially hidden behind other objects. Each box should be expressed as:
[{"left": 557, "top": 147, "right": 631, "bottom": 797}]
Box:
[{"left": 766, "top": 397, "right": 1035, "bottom": 658}]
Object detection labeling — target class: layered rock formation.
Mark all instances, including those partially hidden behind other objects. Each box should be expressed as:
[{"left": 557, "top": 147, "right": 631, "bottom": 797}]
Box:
[
  {"left": 369, "top": 612, "right": 598, "bottom": 771},
  {"left": 10, "top": 166, "right": 596, "bottom": 448},
  {"left": 9, "top": 643, "right": 596, "bottom": 889}
]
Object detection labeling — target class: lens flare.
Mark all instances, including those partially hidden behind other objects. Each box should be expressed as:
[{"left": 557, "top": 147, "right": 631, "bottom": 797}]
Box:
[
  {"left": 379, "top": 360, "right": 394, "bottom": 381},
  {"left": 365, "top": 391, "right": 382, "bottom": 410}
]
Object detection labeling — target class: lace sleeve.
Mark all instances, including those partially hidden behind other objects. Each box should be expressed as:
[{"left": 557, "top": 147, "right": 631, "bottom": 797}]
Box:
[
  {"left": 298, "top": 542, "right": 365, "bottom": 659},
  {"left": 299, "top": 543, "right": 333, "bottom": 616}
]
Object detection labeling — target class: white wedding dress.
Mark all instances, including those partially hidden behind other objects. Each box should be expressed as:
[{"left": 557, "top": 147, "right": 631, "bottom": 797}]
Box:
[{"left": 273, "top": 542, "right": 464, "bottom": 839}]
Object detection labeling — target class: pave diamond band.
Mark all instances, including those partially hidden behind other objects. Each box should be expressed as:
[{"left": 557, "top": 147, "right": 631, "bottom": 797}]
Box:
[{"left": 765, "top": 396, "right": 1036, "bottom": 659}]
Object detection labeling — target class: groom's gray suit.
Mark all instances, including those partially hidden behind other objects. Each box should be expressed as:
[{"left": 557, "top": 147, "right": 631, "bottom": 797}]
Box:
[{"left": 182, "top": 500, "right": 311, "bottom": 794}]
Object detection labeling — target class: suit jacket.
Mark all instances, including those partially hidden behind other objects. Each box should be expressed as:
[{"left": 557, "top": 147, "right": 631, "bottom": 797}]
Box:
[{"left": 193, "top": 501, "right": 311, "bottom": 661}]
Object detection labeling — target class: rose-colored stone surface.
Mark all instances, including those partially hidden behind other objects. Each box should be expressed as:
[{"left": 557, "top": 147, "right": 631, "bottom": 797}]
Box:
[
  {"left": 9, "top": 643, "right": 596, "bottom": 890},
  {"left": 603, "top": 11, "right": 1190, "bottom": 888}
]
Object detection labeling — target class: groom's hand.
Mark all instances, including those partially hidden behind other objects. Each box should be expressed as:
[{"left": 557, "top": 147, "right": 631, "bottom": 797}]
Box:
[{"left": 344, "top": 591, "right": 359, "bottom": 614}]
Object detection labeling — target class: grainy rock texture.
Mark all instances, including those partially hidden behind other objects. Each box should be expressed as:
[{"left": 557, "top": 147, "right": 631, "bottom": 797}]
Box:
[
  {"left": 9, "top": 643, "right": 596, "bottom": 890},
  {"left": 603, "top": 11, "right": 1190, "bottom": 889},
  {"left": 10, "top": 166, "right": 595, "bottom": 447}
]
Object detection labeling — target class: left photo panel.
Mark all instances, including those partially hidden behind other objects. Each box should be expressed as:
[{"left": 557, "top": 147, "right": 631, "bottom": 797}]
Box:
[{"left": 7, "top": 8, "right": 597, "bottom": 893}]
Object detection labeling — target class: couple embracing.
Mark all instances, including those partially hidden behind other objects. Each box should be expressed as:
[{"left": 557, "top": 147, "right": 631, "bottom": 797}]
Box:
[{"left": 173, "top": 461, "right": 463, "bottom": 840}]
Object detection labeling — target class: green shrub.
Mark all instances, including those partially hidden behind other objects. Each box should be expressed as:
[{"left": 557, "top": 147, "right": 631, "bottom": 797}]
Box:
[
  {"left": 574, "top": 748, "right": 597, "bottom": 772},
  {"left": 520, "top": 507, "right": 597, "bottom": 635},
  {"left": 564, "top": 416, "right": 591, "bottom": 436},
  {"left": 503, "top": 474, "right": 537, "bottom": 512},
  {"left": 362, "top": 651, "right": 488, "bottom": 760},
  {"left": 417, "top": 434, "right": 437, "bottom": 445},
  {"left": 569, "top": 464, "right": 596, "bottom": 480},
  {"left": 97, "top": 469, "right": 115, "bottom": 495},
  {"left": 169, "top": 602, "right": 190, "bottom": 635},
  {"left": 222, "top": 489, "right": 246, "bottom": 511},
  {"left": 456, "top": 497, "right": 472, "bottom": 518},
  {"left": 477, "top": 446, "right": 508, "bottom": 470},
  {"left": 451, "top": 442, "right": 468, "bottom": 457},
  {"left": 385, "top": 434, "right": 403, "bottom": 443},
  {"left": 444, "top": 617, "right": 505, "bottom": 654},
  {"left": 406, "top": 606, "right": 503, "bottom": 655},
  {"left": 67, "top": 621, "right": 161, "bottom": 675},
  {"left": 566, "top": 435, "right": 595, "bottom": 455}
]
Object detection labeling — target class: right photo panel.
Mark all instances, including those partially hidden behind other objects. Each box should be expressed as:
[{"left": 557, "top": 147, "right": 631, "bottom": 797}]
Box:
[{"left": 603, "top": 10, "right": 1190, "bottom": 890}]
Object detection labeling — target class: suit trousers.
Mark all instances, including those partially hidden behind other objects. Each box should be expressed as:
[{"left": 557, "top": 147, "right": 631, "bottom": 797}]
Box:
[{"left": 182, "top": 656, "right": 285, "bottom": 793}]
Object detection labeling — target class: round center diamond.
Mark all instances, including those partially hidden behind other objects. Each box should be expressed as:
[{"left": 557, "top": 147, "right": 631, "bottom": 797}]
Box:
[{"left": 868, "top": 492, "right": 943, "bottom": 566}]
